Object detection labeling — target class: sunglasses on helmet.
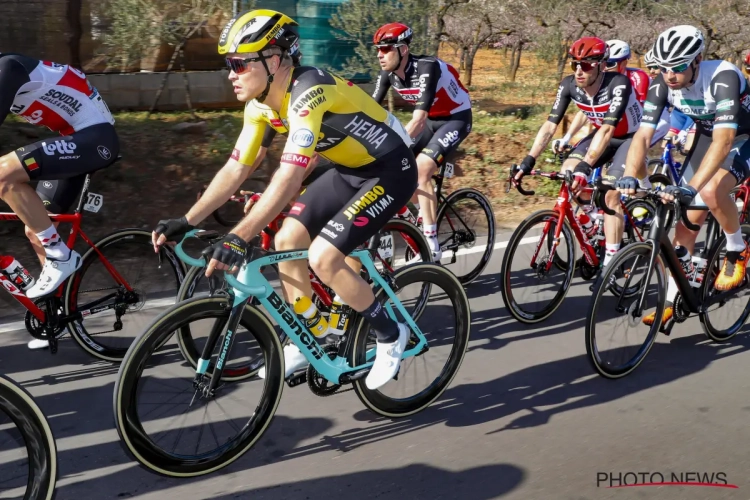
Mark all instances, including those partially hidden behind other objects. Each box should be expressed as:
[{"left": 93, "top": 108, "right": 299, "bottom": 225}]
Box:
[
  {"left": 225, "top": 55, "right": 265, "bottom": 74},
  {"left": 570, "top": 60, "right": 601, "bottom": 72},
  {"left": 659, "top": 62, "right": 691, "bottom": 74}
]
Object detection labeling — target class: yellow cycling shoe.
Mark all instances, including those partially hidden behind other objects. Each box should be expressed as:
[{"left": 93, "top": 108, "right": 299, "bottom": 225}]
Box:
[
  {"left": 642, "top": 306, "right": 673, "bottom": 326},
  {"left": 714, "top": 245, "right": 750, "bottom": 291}
]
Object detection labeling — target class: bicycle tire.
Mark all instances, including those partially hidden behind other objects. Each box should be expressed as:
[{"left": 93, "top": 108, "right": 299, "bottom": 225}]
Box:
[
  {"left": 349, "top": 262, "right": 470, "bottom": 417},
  {"left": 500, "top": 209, "right": 576, "bottom": 324},
  {"left": 0, "top": 374, "right": 57, "bottom": 500},
  {"left": 700, "top": 224, "right": 750, "bottom": 342},
  {"left": 212, "top": 200, "right": 245, "bottom": 228},
  {"left": 436, "top": 187, "right": 496, "bottom": 284},
  {"left": 585, "top": 242, "right": 666, "bottom": 379},
  {"left": 64, "top": 229, "right": 185, "bottom": 362},
  {"left": 113, "top": 296, "right": 284, "bottom": 477}
]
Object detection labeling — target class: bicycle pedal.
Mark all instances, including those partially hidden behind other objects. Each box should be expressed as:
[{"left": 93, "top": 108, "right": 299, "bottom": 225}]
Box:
[
  {"left": 286, "top": 370, "right": 307, "bottom": 388},
  {"left": 660, "top": 318, "right": 675, "bottom": 336},
  {"left": 49, "top": 337, "right": 59, "bottom": 355}
]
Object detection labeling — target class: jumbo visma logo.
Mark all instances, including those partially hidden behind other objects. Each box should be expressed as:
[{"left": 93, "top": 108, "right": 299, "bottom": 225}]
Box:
[{"left": 342, "top": 185, "right": 394, "bottom": 220}]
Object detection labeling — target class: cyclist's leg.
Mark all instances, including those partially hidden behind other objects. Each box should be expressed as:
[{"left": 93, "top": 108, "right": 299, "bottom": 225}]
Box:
[
  {"left": 703, "top": 135, "right": 750, "bottom": 290},
  {"left": 12, "top": 123, "right": 118, "bottom": 298},
  {"left": 412, "top": 111, "right": 472, "bottom": 257},
  {"left": 305, "top": 146, "right": 418, "bottom": 389},
  {"left": 25, "top": 176, "right": 87, "bottom": 266}
]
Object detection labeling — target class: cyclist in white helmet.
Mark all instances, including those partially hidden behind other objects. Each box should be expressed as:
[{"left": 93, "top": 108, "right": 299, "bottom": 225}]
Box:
[
  {"left": 618, "top": 25, "right": 750, "bottom": 326},
  {"left": 643, "top": 48, "right": 659, "bottom": 79}
]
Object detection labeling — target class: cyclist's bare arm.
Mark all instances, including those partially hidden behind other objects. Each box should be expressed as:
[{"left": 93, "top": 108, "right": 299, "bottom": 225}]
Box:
[
  {"left": 622, "top": 125, "right": 656, "bottom": 182},
  {"left": 528, "top": 120, "right": 559, "bottom": 158},
  {"left": 186, "top": 158, "right": 254, "bottom": 225},
  {"left": 405, "top": 109, "right": 428, "bottom": 139},
  {"left": 556, "top": 111, "right": 587, "bottom": 151}
]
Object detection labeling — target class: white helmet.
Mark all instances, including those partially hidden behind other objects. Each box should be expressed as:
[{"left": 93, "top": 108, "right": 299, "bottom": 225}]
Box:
[
  {"left": 644, "top": 48, "right": 656, "bottom": 66},
  {"left": 653, "top": 25, "right": 704, "bottom": 67},
  {"left": 606, "top": 40, "right": 631, "bottom": 62}
]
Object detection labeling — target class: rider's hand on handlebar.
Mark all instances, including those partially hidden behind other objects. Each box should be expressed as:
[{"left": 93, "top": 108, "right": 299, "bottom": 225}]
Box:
[
  {"left": 203, "top": 233, "right": 249, "bottom": 276},
  {"left": 615, "top": 176, "right": 639, "bottom": 196},
  {"left": 153, "top": 216, "right": 193, "bottom": 253},
  {"left": 659, "top": 184, "right": 697, "bottom": 205},
  {"left": 241, "top": 190, "right": 261, "bottom": 215},
  {"left": 570, "top": 161, "right": 591, "bottom": 193},
  {"left": 514, "top": 155, "right": 536, "bottom": 180},
  {"left": 552, "top": 139, "right": 569, "bottom": 154}
]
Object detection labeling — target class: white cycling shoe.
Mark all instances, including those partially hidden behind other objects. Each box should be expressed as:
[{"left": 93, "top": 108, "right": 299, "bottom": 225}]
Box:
[
  {"left": 26, "top": 251, "right": 82, "bottom": 299},
  {"left": 365, "top": 323, "right": 409, "bottom": 390},
  {"left": 258, "top": 343, "right": 309, "bottom": 380},
  {"left": 27, "top": 339, "right": 50, "bottom": 350}
]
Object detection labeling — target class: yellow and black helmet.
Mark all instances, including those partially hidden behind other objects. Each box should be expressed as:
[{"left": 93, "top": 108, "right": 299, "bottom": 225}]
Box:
[{"left": 218, "top": 9, "right": 300, "bottom": 58}]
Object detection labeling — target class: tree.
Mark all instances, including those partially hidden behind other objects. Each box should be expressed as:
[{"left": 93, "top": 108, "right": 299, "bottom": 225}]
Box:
[{"left": 66, "top": 0, "right": 83, "bottom": 69}]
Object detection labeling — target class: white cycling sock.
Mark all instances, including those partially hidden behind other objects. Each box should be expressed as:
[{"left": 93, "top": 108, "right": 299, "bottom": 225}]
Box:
[
  {"left": 725, "top": 229, "right": 745, "bottom": 252},
  {"left": 666, "top": 276, "right": 678, "bottom": 303},
  {"left": 603, "top": 243, "right": 620, "bottom": 266},
  {"left": 36, "top": 225, "right": 69, "bottom": 260},
  {"left": 423, "top": 224, "right": 440, "bottom": 253}
]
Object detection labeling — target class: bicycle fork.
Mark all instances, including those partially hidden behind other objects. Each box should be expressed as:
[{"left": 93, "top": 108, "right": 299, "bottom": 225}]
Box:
[{"left": 192, "top": 299, "right": 245, "bottom": 400}]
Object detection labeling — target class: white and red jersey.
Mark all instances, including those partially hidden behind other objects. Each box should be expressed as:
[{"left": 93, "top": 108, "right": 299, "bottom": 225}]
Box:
[
  {"left": 625, "top": 67, "right": 650, "bottom": 105},
  {"left": 0, "top": 55, "right": 114, "bottom": 136},
  {"left": 548, "top": 72, "right": 643, "bottom": 138},
  {"left": 372, "top": 55, "right": 471, "bottom": 118}
]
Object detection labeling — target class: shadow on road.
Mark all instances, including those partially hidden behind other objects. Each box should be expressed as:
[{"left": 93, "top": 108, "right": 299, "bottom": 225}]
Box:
[{"left": 211, "top": 463, "right": 525, "bottom": 500}]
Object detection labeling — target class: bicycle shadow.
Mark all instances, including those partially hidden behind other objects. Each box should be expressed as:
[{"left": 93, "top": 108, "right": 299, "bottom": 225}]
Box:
[{"left": 210, "top": 463, "right": 525, "bottom": 500}]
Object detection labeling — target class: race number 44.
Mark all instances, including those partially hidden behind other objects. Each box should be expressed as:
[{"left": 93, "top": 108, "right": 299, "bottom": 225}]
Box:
[
  {"left": 378, "top": 233, "right": 394, "bottom": 259},
  {"left": 84, "top": 192, "right": 104, "bottom": 213}
]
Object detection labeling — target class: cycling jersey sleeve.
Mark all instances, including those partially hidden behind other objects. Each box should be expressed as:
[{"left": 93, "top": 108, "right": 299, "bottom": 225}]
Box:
[
  {"left": 0, "top": 56, "right": 31, "bottom": 127},
  {"left": 232, "top": 103, "right": 267, "bottom": 165},
  {"left": 639, "top": 73, "right": 669, "bottom": 129},
  {"left": 371, "top": 70, "right": 392, "bottom": 105},
  {"left": 260, "top": 124, "right": 277, "bottom": 148},
  {"left": 602, "top": 73, "right": 633, "bottom": 127},
  {"left": 414, "top": 58, "right": 440, "bottom": 113},
  {"left": 546, "top": 76, "right": 573, "bottom": 125},
  {"left": 711, "top": 70, "right": 742, "bottom": 130},
  {"left": 281, "top": 72, "right": 337, "bottom": 168},
  {"left": 630, "top": 70, "right": 649, "bottom": 104}
]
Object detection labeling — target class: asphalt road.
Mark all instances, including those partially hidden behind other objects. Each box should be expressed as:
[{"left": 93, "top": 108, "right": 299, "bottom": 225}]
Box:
[{"left": 3, "top": 230, "right": 750, "bottom": 500}]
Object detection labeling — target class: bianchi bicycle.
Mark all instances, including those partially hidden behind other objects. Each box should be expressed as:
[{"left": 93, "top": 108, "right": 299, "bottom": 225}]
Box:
[
  {"left": 586, "top": 182, "right": 750, "bottom": 378},
  {"left": 0, "top": 374, "right": 57, "bottom": 499},
  {"left": 113, "top": 229, "right": 470, "bottom": 477},
  {"left": 0, "top": 168, "right": 185, "bottom": 361}
]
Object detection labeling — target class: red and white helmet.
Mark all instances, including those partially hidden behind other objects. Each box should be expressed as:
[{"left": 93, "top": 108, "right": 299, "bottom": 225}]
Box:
[
  {"left": 373, "top": 23, "right": 413, "bottom": 46},
  {"left": 744, "top": 52, "right": 750, "bottom": 67},
  {"left": 569, "top": 37, "right": 609, "bottom": 61}
]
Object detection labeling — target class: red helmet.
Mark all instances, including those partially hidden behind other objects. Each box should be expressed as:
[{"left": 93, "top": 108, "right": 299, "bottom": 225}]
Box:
[
  {"left": 569, "top": 37, "right": 609, "bottom": 61},
  {"left": 744, "top": 52, "right": 750, "bottom": 66},
  {"left": 373, "top": 23, "right": 413, "bottom": 46}
]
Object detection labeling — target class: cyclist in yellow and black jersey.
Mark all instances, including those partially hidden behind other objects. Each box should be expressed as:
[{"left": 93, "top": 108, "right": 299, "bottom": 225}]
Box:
[{"left": 152, "top": 9, "right": 417, "bottom": 390}]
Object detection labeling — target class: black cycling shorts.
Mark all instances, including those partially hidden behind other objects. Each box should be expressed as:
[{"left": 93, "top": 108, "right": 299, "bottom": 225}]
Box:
[
  {"left": 289, "top": 144, "right": 418, "bottom": 255},
  {"left": 15, "top": 123, "right": 119, "bottom": 181},
  {"left": 35, "top": 176, "right": 87, "bottom": 214},
  {"left": 411, "top": 109, "right": 472, "bottom": 166}
]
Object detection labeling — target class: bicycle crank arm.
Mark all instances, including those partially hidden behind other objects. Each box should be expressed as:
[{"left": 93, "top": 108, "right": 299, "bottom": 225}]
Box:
[
  {"left": 338, "top": 367, "right": 371, "bottom": 384},
  {"left": 77, "top": 292, "right": 120, "bottom": 313}
]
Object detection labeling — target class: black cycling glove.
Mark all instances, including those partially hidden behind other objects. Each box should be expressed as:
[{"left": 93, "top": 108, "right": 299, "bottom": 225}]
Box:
[
  {"left": 519, "top": 155, "right": 536, "bottom": 175},
  {"left": 154, "top": 216, "right": 193, "bottom": 242},
  {"left": 202, "top": 233, "right": 249, "bottom": 269},
  {"left": 615, "top": 176, "right": 639, "bottom": 191},
  {"left": 663, "top": 185, "right": 697, "bottom": 205}
]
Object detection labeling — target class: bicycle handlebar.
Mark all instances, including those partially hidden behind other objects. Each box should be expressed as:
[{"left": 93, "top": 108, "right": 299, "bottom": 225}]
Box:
[
  {"left": 174, "top": 229, "right": 266, "bottom": 296},
  {"left": 593, "top": 180, "right": 701, "bottom": 231}
]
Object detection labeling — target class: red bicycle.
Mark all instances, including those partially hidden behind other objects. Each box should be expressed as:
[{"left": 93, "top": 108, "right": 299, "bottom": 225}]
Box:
[
  {"left": 499, "top": 167, "right": 656, "bottom": 324},
  {"left": 172, "top": 193, "right": 432, "bottom": 392},
  {"left": 1, "top": 169, "right": 185, "bottom": 360}
]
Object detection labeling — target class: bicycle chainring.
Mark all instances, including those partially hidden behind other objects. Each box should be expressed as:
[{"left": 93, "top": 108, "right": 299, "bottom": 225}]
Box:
[
  {"left": 672, "top": 294, "right": 688, "bottom": 323},
  {"left": 306, "top": 343, "right": 342, "bottom": 397},
  {"left": 25, "top": 298, "right": 66, "bottom": 340}
]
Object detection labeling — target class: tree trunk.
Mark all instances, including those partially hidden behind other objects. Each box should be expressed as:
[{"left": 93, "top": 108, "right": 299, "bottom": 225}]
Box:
[
  {"left": 503, "top": 45, "right": 508, "bottom": 58},
  {"left": 387, "top": 90, "right": 394, "bottom": 114},
  {"left": 460, "top": 47, "right": 468, "bottom": 71},
  {"left": 180, "top": 49, "right": 198, "bottom": 119},
  {"left": 464, "top": 46, "right": 481, "bottom": 86},
  {"left": 509, "top": 44, "right": 517, "bottom": 70},
  {"left": 431, "top": 2, "right": 445, "bottom": 55},
  {"left": 509, "top": 41, "right": 523, "bottom": 82},
  {"left": 66, "top": 0, "right": 83, "bottom": 69}
]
